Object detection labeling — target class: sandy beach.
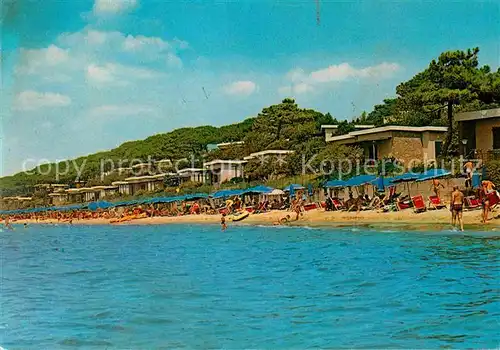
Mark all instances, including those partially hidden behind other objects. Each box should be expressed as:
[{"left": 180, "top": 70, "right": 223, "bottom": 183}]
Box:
[{"left": 13, "top": 207, "right": 500, "bottom": 230}]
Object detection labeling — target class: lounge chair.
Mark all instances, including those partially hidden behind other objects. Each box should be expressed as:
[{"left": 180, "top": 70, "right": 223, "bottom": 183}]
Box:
[
  {"left": 488, "top": 191, "right": 500, "bottom": 208},
  {"left": 411, "top": 195, "right": 427, "bottom": 213},
  {"left": 465, "top": 196, "right": 481, "bottom": 210},
  {"left": 428, "top": 195, "right": 447, "bottom": 210},
  {"left": 303, "top": 203, "right": 318, "bottom": 211},
  {"left": 396, "top": 199, "right": 411, "bottom": 211},
  {"left": 331, "top": 198, "right": 345, "bottom": 211}
]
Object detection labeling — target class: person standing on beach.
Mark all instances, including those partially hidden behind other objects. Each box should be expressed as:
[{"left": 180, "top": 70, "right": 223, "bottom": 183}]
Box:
[
  {"left": 464, "top": 161, "right": 474, "bottom": 188},
  {"left": 431, "top": 179, "right": 445, "bottom": 198},
  {"left": 480, "top": 181, "right": 492, "bottom": 224},
  {"left": 451, "top": 186, "right": 464, "bottom": 231}
]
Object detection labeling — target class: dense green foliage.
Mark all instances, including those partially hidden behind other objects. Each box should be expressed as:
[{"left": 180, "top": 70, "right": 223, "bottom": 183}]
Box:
[{"left": 485, "top": 160, "right": 500, "bottom": 185}]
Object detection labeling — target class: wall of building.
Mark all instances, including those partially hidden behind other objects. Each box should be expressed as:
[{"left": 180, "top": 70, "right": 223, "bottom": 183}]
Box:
[
  {"left": 391, "top": 137, "right": 423, "bottom": 167},
  {"left": 421, "top": 131, "right": 446, "bottom": 159},
  {"left": 476, "top": 118, "right": 500, "bottom": 150},
  {"left": 378, "top": 139, "right": 392, "bottom": 158}
]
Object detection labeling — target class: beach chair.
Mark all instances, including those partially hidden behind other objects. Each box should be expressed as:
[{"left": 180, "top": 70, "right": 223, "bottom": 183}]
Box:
[
  {"left": 396, "top": 198, "right": 411, "bottom": 211},
  {"left": 488, "top": 191, "right": 500, "bottom": 208},
  {"left": 331, "top": 198, "right": 345, "bottom": 211},
  {"left": 465, "top": 196, "right": 481, "bottom": 210},
  {"left": 303, "top": 203, "right": 318, "bottom": 211},
  {"left": 411, "top": 195, "right": 427, "bottom": 213},
  {"left": 428, "top": 195, "right": 447, "bottom": 210}
]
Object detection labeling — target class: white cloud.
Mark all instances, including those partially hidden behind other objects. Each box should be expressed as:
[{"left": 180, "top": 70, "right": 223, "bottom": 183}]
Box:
[
  {"left": 309, "top": 62, "right": 400, "bottom": 83},
  {"left": 93, "top": 0, "right": 138, "bottom": 14},
  {"left": 16, "top": 45, "right": 69, "bottom": 75},
  {"left": 13, "top": 91, "right": 71, "bottom": 111},
  {"left": 123, "top": 34, "right": 169, "bottom": 52},
  {"left": 280, "top": 62, "right": 401, "bottom": 94},
  {"left": 86, "top": 62, "right": 157, "bottom": 86},
  {"left": 223, "top": 81, "right": 257, "bottom": 96}
]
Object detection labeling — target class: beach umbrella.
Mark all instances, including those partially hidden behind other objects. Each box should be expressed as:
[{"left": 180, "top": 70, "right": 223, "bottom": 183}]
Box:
[
  {"left": 324, "top": 179, "right": 346, "bottom": 188},
  {"left": 308, "top": 184, "right": 314, "bottom": 197},
  {"left": 415, "top": 168, "right": 451, "bottom": 182},
  {"left": 289, "top": 185, "right": 295, "bottom": 199},
  {"left": 268, "top": 189, "right": 285, "bottom": 195},
  {"left": 88, "top": 201, "right": 113, "bottom": 211},
  {"left": 242, "top": 185, "right": 274, "bottom": 195},
  {"left": 283, "top": 184, "right": 305, "bottom": 192}
]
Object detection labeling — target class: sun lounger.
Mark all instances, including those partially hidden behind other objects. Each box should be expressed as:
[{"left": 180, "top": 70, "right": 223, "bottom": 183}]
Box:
[
  {"left": 331, "top": 198, "right": 345, "bottom": 211},
  {"left": 303, "top": 203, "right": 318, "bottom": 211},
  {"left": 396, "top": 199, "right": 411, "bottom": 211},
  {"left": 411, "top": 195, "right": 427, "bottom": 213},
  {"left": 488, "top": 191, "right": 500, "bottom": 208},
  {"left": 465, "top": 196, "right": 481, "bottom": 210},
  {"left": 428, "top": 195, "right": 447, "bottom": 210}
]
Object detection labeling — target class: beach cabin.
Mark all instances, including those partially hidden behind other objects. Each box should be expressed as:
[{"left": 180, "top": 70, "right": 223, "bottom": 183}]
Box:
[
  {"left": 455, "top": 108, "right": 500, "bottom": 160},
  {"left": 204, "top": 159, "right": 247, "bottom": 185},
  {"left": 177, "top": 168, "right": 205, "bottom": 184},
  {"left": 112, "top": 181, "right": 131, "bottom": 195},
  {"left": 243, "top": 150, "right": 294, "bottom": 161},
  {"left": 321, "top": 125, "right": 375, "bottom": 142},
  {"left": 67, "top": 186, "right": 118, "bottom": 202},
  {"left": 324, "top": 125, "right": 448, "bottom": 166},
  {"left": 116, "top": 173, "right": 167, "bottom": 195},
  {"left": 49, "top": 192, "right": 69, "bottom": 205},
  {"left": 216, "top": 141, "right": 245, "bottom": 150}
]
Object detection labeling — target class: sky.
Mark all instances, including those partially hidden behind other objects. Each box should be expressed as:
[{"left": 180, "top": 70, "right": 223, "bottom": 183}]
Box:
[{"left": 1, "top": 0, "right": 499, "bottom": 176}]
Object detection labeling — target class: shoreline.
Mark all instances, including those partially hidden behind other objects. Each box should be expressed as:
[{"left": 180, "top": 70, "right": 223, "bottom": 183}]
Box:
[{"left": 11, "top": 208, "right": 500, "bottom": 231}]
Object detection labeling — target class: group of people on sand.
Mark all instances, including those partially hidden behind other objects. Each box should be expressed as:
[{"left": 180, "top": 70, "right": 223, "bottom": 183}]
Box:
[{"left": 449, "top": 179, "right": 496, "bottom": 231}]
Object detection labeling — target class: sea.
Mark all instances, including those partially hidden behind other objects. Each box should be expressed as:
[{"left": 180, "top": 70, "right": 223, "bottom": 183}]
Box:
[{"left": 1, "top": 224, "right": 499, "bottom": 349}]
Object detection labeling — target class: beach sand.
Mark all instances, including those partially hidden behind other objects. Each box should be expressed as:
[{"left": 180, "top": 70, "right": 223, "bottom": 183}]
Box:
[{"left": 13, "top": 207, "right": 500, "bottom": 230}]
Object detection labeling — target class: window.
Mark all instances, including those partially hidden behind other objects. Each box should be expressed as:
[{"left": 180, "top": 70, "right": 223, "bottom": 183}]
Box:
[
  {"left": 493, "top": 127, "right": 500, "bottom": 149},
  {"left": 435, "top": 140, "right": 443, "bottom": 157}
]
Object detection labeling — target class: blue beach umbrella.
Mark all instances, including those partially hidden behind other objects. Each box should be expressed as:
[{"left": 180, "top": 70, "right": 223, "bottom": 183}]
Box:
[
  {"left": 324, "top": 179, "right": 346, "bottom": 188},
  {"left": 415, "top": 168, "right": 451, "bottom": 182}
]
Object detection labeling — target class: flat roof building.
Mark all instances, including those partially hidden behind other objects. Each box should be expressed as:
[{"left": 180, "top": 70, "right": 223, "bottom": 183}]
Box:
[
  {"left": 204, "top": 159, "right": 247, "bottom": 185},
  {"left": 455, "top": 108, "right": 500, "bottom": 160},
  {"left": 325, "top": 125, "right": 448, "bottom": 166},
  {"left": 321, "top": 125, "right": 375, "bottom": 142},
  {"left": 243, "top": 150, "right": 294, "bottom": 160}
]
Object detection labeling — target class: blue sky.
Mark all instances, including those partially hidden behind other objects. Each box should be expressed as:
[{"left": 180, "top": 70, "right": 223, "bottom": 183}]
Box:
[{"left": 1, "top": 0, "right": 499, "bottom": 175}]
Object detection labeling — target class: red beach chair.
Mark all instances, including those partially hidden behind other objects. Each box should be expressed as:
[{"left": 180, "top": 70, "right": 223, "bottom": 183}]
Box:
[
  {"left": 331, "top": 198, "right": 345, "bottom": 211},
  {"left": 428, "top": 195, "right": 447, "bottom": 210},
  {"left": 465, "top": 196, "right": 481, "bottom": 210},
  {"left": 411, "top": 195, "right": 427, "bottom": 213},
  {"left": 303, "top": 203, "right": 318, "bottom": 211},
  {"left": 487, "top": 191, "right": 500, "bottom": 207},
  {"left": 396, "top": 199, "right": 411, "bottom": 211}
]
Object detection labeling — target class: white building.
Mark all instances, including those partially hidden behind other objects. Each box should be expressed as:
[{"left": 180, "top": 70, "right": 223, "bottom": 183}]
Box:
[
  {"left": 243, "top": 149, "right": 294, "bottom": 161},
  {"left": 204, "top": 159, "right": 247, "bottom": 185},
  {"left": 177, "top": 168, "right": 205, "bottom": 183},
  {"left": 321, "top": 124, "right": 375, "bottom": 142}
]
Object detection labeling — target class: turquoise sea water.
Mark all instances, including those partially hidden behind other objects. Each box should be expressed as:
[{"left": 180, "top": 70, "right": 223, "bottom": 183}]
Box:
[{"left": 1, "top": 224, "right": 499, "bottom": 349}]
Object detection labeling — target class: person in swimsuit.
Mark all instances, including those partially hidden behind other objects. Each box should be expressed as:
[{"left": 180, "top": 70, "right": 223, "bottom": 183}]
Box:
[
  {"left": 221, "top": 213, "right": 227, "bottom": 231},
  {"left": 480, "top": 182, "right": 491, "bottom": 224},
  {"left": 464, "top": 161, "right": 474, "bottom": 188},
  {"left": 451, "top": 186, "right": 464, "bottom": 231},
  {"left": 431, "top": 179, "right": 445, "bottom": 198}
]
